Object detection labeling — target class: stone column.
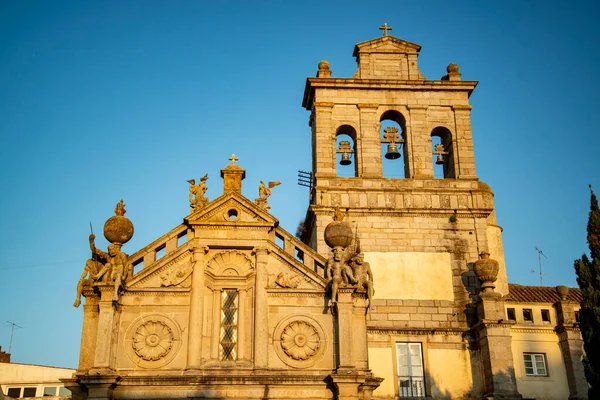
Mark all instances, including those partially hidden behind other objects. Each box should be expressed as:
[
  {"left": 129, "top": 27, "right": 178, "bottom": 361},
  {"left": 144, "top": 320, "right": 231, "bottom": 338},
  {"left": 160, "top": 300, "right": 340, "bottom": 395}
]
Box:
[
  {"left": 91, "top": 287, "right": 117, "bottom": 374},
  {"left": 186, "top": 244, "right": 209, "bottom": 370},
  {"left": 335, "top": 289, "right": 356, "bottom": 369},
  {"left": 554, "top": 287, "right": 588, "bottom": 400},
  {"left": 357, "top": 103, "right": 381, "bottom": 178},
  {"left": 78, "top": 290, "right": 100, "bottom": 372},
  {"left": 253, "top": 247, "right": 270, "bottom": 369}
]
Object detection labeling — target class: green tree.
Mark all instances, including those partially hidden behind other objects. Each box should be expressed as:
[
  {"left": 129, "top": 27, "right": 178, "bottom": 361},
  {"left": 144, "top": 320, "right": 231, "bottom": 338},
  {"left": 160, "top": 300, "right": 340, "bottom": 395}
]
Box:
[{"left": 574, "top": 185, "right": 600, "bottom": 396}]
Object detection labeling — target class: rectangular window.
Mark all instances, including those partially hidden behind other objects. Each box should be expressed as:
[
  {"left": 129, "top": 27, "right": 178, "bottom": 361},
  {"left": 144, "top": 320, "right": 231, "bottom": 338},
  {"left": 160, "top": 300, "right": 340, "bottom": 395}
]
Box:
[
  {"left": 507, "top": 308, "right": 516, "bottom": 321},
  {"left": 541, "top": 309, "right": 550, "bottom": 322},
  {"left": 523, "top": 353, "right": 548, "bottom": 376},
  {"left": 22, "top": 388, "right": 37, "bottom": 398},
  {"left": 523, "top": 308, "right": 533, "bottom": 322},
  {"left": 7, "top": 388, "right": 22, "bottom": 398},
  {"left": 43, "top": 387, "right": 57, "bottom": 396},
  {"left": 58, "top": 387, "right": 71, "bottom": 396},
  {"left": 220, "top": 289, "right": 238, "bottom": 361},
  {"left": 396, "top": 342, "right": 425, "bottom": 397}
]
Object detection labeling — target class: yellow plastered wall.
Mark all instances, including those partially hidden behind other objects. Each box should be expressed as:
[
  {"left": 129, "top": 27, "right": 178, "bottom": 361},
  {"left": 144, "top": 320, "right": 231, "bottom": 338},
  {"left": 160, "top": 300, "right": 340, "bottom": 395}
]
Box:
[
  {"left": 368, "top": 347, "right": 396, "bottom": 397},
  {"left": 427, "top": 348, "right": 474, "bottom": 398},
  {"left": 365, "top": 252, "right": 453, "bottom": 300},
  {"left": 511, "top": 331, "right": 569, "bottom": 400}
]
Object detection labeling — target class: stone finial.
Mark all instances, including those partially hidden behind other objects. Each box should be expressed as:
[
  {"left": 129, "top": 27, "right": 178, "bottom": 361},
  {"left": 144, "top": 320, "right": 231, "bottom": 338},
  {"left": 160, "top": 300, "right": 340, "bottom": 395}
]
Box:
[
  {"left": 104, "top": 199, "right": 134, "bottom": 245},
  {"left": 324, "top": 208, "right": 353, "bottom": 249},
  {"left": 317, "top": 60, "right": 331, "bottom": 78},
  {"left": 221, "top": 155, "right": 245, "bottom": 193},
  {"left": 474, "top": 252, "right": 499, "bottom": 294},
  {"left": 442, "top": 63, "right": 462, "bottom": 81},
  {"left": 556, "top": 285, "right": 569, "bottom": 301}
]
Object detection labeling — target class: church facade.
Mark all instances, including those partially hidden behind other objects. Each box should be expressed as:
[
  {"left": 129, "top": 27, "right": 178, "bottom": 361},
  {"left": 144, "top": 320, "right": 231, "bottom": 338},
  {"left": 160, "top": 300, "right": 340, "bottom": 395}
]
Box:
[{"left": 64, "top": 29, "right": 588, "bottom": 400}]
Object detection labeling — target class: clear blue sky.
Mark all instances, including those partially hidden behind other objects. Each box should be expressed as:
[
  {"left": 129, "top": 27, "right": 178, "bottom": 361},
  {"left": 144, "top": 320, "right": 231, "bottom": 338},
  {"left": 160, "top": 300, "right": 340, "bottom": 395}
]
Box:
[{"left": 1, "top": 1, "right": 598, "bottom": 368}]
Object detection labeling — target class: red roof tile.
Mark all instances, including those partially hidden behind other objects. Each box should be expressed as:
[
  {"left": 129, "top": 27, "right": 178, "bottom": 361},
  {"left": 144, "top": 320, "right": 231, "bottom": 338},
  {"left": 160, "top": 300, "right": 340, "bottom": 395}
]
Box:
[{"left": 506, "top": 284, "right": 582, "bottom": 304}]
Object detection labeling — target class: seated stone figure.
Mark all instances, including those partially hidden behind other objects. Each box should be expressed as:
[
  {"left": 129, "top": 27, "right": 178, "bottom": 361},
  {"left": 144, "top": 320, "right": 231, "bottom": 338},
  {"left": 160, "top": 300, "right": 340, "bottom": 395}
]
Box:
[
  {"left": 89, "top": 233, "right": 131, "bottom": 302},
  {"left": 73, "top": 257, "right": 103, "bottom": 307}
]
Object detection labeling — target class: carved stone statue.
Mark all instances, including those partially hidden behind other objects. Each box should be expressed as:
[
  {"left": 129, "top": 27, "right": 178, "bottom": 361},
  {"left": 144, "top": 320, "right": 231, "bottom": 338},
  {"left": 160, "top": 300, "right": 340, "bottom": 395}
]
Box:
[
  {"left": 325, "top": 246, "right": 355, "bottom": 304},
  {"left": 73, "top": 257, "right": 103, "bottom": 307},
  {"left": 349, "top": 253, "right": 374, "bottom": 308},
  {"left": 255, "top": 180, "right": 281, "bottom": 211},
  {"left": 188, "top": 174, "right": 208, "bottom": 211},
  {"left": 90, "top": 234, "right": 132, "bottom": 302}
]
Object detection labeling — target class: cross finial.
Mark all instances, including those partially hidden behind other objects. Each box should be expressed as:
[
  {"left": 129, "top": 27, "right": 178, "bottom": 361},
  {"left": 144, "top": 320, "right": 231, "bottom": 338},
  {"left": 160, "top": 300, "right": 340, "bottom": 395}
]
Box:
[
  {"left": 379, "top": 23, "right": 392, "bottom": 36},
  {"left": 228, "top": 154, "right": 239, "bottom": 165}
]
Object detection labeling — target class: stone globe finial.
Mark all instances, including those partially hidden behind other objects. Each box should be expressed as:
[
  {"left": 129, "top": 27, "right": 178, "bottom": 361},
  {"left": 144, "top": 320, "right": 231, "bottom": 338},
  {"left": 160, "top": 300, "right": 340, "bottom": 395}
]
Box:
[
  {"left": 103, "top": 199, "right": 134, "bottom": 245},
  {"left": 442, "top": 63, "right": 461, "bottom": 81},
  {"left": 474, "top": 252, "right": 499, "bottom": 294},
  {"left": 324, "top": 207, "right": 353, "bottom": 249},
  {"left": 317, "top": 60, "right": 331, "bottom": 78}
]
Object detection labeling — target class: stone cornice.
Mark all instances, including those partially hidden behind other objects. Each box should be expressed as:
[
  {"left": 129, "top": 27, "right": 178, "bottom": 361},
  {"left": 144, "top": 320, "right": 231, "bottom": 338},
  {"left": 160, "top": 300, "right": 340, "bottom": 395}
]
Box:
[{"left": 367, "top": 327, "right": 466, "bottom": 336}]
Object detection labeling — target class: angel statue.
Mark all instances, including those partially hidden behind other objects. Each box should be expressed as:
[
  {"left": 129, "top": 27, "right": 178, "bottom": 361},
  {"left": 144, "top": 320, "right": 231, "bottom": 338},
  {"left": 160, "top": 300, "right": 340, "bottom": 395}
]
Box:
[
  {"left": 187, "top": 174, "right": 208, "bottom": 211},
  {"left": 255, "top": 180, "right": 281, "bottom": 211}
]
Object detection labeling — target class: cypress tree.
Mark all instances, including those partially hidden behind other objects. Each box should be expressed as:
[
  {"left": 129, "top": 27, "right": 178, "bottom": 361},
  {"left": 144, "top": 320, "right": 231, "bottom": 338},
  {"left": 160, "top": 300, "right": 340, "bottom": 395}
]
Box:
[{"left": 574, "top": 185, "right": 600, "bottom": 396}]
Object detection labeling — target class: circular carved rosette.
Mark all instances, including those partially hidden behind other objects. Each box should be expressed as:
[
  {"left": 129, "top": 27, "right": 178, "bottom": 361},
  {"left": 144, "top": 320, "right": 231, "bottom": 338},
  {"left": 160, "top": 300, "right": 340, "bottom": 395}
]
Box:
[
  {"left": 281, "top": 321, "right": 320, "bottom": 360},
  {"left": 273, "top": 315, "right": 327, "bottom": 369},
  {"left": 124, "top": 314, "right": 181, "bottom": 369},
  {"left": 132, "top": 320, "right": 173, "bottom": 361}
]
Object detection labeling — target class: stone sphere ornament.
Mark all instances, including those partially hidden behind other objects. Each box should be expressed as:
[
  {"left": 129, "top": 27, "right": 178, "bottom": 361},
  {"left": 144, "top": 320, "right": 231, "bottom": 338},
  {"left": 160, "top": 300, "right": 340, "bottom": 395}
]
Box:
[
  {"left": 103, "top": 199, "right": 134, "bottom": 244},
  {"left": 324, "top": 207, "right": 353, "bottom": 249}
]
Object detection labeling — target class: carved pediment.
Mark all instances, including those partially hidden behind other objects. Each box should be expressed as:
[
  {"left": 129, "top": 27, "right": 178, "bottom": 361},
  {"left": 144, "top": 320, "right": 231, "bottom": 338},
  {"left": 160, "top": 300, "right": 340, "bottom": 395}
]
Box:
[
  {"left": 353, "top": 36, "right": 421, "bottom": 57},
  {"left": 127, "top": 246, "right": 192, "bottom": 289},
  {"left": 185, "top": 191, "right": 278, "bottom": 228}
]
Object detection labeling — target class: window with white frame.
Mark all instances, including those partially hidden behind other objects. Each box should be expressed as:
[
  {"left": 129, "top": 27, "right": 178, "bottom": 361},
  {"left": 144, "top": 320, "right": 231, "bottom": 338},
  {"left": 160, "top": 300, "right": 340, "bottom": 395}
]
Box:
[
  {"left": 396, "top": 342, "right": 425, "bottom": 397},
  {"left": 523, "top": 353, "right": 548, "bottom": 376}
]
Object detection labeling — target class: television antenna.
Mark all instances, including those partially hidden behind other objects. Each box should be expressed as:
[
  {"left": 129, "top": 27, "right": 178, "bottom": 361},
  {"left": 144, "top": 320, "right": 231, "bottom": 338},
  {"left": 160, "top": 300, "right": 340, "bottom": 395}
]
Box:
[
  {"left": 531, "top": 247, "right": 548, "bottom": 286},
  {"left": 6, "top": 321, "right": 22, "bottom": 354}
]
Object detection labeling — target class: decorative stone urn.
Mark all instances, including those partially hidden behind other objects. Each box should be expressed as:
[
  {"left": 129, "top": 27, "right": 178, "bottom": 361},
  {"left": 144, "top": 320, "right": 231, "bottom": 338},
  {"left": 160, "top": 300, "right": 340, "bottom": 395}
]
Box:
[
  {"left": 104, "top": 199, "right": 134, "bottom": 245},
  {"left": 474, "top": 252, "right": 499, "bottom": 294},
  {"left": 556, "top": 285, "right": 569, "bottom": 300}
]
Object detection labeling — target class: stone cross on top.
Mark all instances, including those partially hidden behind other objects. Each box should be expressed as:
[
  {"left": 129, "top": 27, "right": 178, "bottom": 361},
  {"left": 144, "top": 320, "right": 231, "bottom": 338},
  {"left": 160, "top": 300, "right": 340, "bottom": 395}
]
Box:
[
  {"left": 228, "top": 154, "right": 239, "bottom": 165},
  {"left": 379, "top": 23, "right": 392, "bottom": 36}
]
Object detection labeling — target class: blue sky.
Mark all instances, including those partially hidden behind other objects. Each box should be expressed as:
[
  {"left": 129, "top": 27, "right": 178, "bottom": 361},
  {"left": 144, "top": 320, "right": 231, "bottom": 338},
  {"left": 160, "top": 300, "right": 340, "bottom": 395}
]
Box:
[{"left": 1, "top": 1, "right": 598, "bottom": 368}]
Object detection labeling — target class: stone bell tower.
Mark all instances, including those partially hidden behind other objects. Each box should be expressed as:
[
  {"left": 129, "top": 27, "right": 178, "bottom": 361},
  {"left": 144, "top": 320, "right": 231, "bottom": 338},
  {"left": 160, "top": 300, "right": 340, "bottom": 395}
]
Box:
[
  {"left": 301, "top": 26, "right": 522, "bottom": 399},
  {"left": 301, "top": 27, "right": 508, "bottom": 296}
]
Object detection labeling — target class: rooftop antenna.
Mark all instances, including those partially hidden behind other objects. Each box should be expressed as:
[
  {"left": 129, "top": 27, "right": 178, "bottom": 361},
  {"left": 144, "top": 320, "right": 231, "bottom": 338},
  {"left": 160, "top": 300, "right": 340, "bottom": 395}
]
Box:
[
  {"left": 533, "top": 247, "right": 548, "bottom": 286},
  {"left": 6, "top": 321, "right": 22, "bottom": 354}
]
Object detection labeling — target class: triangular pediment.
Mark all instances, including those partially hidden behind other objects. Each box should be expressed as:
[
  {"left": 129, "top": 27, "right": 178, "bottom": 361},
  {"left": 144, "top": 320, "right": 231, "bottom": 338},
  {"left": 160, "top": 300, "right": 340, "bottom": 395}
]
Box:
[
  {"left": 184, "top": 191, "right": 278, "bottom": 228},
  {"left": 353, "top": 36, "right": 421, "bottom": 59}
]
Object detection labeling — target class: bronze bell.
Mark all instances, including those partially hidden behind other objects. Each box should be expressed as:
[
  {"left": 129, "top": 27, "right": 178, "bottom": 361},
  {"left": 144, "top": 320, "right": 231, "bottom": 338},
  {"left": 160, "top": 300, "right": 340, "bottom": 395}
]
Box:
[
  {"left": 436, "top": 154, "right": 445, "bottom": 165},
  {"left": 340, "top": 152, "right": 352, "bottom": 166},
  {"left": 385, "top": 143, "right": 401, "bottom": 160}
]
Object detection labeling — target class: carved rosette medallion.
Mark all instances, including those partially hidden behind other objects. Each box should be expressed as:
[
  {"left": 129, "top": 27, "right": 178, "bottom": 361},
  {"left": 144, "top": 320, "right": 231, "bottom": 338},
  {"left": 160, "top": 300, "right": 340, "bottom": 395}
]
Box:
[
  {"left": 281, "top": 320, "right": 320, "bottom": 360},
  {"left": 273, "top": 315, "right": 327, "bottom": 369},
  {"left": 124, "top": 314, "right": 181, "bottom": 369},
  {"left": 132, "top": 320, "right": 173, "bottom": 361}
]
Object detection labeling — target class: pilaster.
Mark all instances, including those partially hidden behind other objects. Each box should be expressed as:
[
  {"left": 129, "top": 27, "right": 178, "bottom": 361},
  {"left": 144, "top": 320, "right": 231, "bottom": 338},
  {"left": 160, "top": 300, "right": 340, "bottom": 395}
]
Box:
[
  {"left": 313, "top": 102, "right": 336, "bottom": 177},
  {"left": 253, "top": 246, "right": 270, "bottom": 369},
  {"left": 408, "top": 105, "right": 430, "bottom": 178},
  {"left": 78, "top": 289, "right": 99, "bottom": 372},
  {"left": 452, "top": 105, "right": 478, "bottom": 179},
  {"left": 357, "top": 103, "right": 380, "bottom": 178},
  {"left": 90, "top": 287, "right": 117, "bottom": 374},
  {"left": 186, "top": 244, "right": 209, "bottom": 370},
  {"left": 474, "top": 293, "right": 522, "bottom": 400},
  {"left": 555, "top": 299, "right": 588, "bottom": 400}
]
